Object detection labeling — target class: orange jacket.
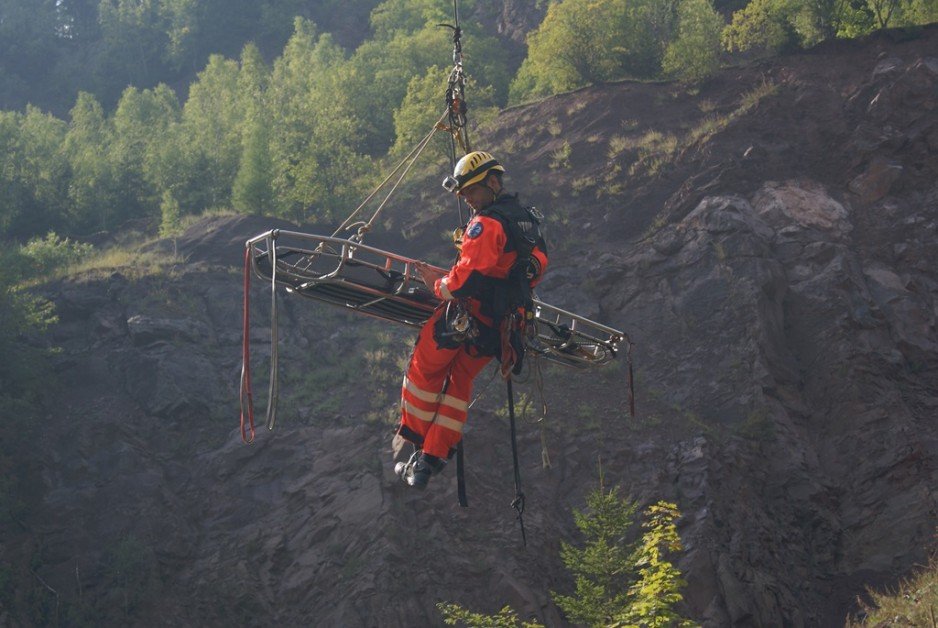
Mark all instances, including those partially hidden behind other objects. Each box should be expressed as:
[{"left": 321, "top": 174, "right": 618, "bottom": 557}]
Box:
[{"left": 434, "top": 195, "right": 548, "bottom": 325}]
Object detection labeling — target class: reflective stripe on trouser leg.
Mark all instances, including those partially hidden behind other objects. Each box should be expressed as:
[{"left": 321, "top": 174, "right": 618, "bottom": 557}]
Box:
[
  {"left": 398, "top": 309, "right": 492, "bottom": 458},
  {"left": 420, "top": 349, "right": 492, "bottom": 459},
  {"left": 398, "top": 309, "right": 460, "bottom": 448}
]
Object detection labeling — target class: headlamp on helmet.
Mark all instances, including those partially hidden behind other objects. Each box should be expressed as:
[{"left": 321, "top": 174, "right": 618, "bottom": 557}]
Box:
[
  {"left": 441, "top": 150, "right": 505, "bottom": 194},
  {"left": 441, "top": 175, "right": 460, "bottom": 193}
]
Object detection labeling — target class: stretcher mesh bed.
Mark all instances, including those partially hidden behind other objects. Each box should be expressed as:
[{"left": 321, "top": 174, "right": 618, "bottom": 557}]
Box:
[{"left": 246, "top": 229, "right": 624, "bottom": 369}]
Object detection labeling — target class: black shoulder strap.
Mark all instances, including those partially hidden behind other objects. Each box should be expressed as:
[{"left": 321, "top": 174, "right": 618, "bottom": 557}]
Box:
[{"left": 482, "top": 196, "right": 545, "bottom": 262}]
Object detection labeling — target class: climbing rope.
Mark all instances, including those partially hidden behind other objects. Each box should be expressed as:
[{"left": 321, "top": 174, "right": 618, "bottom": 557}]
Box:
[
  {"left": 506, "top": 377, "right": 527, "bottom": 547},
  {"left": 239, "top": 248, "right": 256, "bottom": 444},
  {"left": 266, "top": 234, "right": 280, "bottom": 430}
]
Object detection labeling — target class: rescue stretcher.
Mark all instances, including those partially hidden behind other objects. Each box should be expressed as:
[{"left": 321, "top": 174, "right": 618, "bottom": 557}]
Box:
[{"left": 245, "top": 229, "right": 624, "bottom": 369}]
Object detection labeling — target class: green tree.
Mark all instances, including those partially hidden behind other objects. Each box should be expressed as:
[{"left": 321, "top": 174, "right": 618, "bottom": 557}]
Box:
[
  {"left": 267, "top": 18, "right": 372, "bottom": 221},
  {"left": 233, "top": 116, "right": 275, "bottom": 215},
  {"left": 232, "top": 43, "right": 274, "bottom": 215},
  {"left": 905, "top": 0, "right": 938, "bottom": 24},
  {"left": 369, "top": 0, "right": 453, "bottom": 39},
  {"left": 510, "top": 0, "right": 678, "bottom": 103},
  {"left": 0, "top": 107, "right": 70, "bottom": 239},
  {"left": 390, "top": 66, "right": 499, "bottom": 161},
  {"left": 439, "top": 482, "right": 696, "bottom": 627},
  {"left": 721, "top": 0, "right": 895, "bottom": 53},
  {"left": 344, "top": 0, "right": 511, "bottom": 155},
  {"left": 552, "top": 482, "right": 640, "bottom": 626},
  {"left": 159, "top": 188, "right": 181, "bottom": 237},
  {"left": 663, "top": 0, "right": 725, "bottom": 83},
  {"left": 722, "top": 0, "right": 800, "bottom": 53},
  {"left": 511, "top": 0, "right": 626, "bottom": 101},
  {"left": 614, "top": 502, "right": 695, "bottom": 627},
  {"left": 179, "top": 54, "right": 244, "bottom": 210},
  {"left": 111, "top": 84, "right": 180, "bottom": 224},
  {"left": 63, "top": 92, "right": 120, "bottom": 232}
]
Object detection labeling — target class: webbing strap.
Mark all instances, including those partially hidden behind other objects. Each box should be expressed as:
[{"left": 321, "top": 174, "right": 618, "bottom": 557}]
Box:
[
  {"left": 507, "top": 378, "right": 526, "bottom": 547},
  {"left": 626, "top": 336, "right": 636, "bottom": 418},
  {"left": 265, "top": 234, "right": 279, "bottom": 430},
  {"left": 456, "top": 440, "right": 468, "bottom": 507},
  {"left": 239, "top": 248, "right": 256, "bottom": 443}
]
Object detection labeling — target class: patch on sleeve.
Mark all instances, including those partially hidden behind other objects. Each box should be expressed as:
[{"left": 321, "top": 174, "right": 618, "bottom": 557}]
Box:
[{"left": 466, "top": 221, "right": 484, "bottom": 239}]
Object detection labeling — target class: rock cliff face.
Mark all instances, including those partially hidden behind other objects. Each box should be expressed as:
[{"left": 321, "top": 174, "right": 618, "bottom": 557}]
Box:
[{"left": 4, "top": 26, "right": 937, "bottom": 628}]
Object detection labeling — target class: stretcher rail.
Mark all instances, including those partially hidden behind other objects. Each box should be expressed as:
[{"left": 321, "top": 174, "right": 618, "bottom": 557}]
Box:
[{"left": 246, "top": 230, "right": 624, "bottom": 368}]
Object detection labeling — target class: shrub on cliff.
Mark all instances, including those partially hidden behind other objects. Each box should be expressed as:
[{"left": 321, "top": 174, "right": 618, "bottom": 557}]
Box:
[{"left": 439, "top": 480, "right": 695, "bottom": 626}]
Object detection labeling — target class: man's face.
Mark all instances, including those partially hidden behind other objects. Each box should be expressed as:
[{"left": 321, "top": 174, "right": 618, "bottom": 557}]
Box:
[{"left": 459, "top": 179, "right": 494, "bottom": 211}]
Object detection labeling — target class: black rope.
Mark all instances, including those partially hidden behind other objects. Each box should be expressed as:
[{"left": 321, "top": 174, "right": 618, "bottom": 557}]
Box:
[
  {"left": 507, "top": 378, "right": 527, "bottom": 547},
  {"left": 456, "top": 440, "right": 468, "bottom": 507},
  {"left": 441, "top": 0, "right": 469, "bottom": 226}
]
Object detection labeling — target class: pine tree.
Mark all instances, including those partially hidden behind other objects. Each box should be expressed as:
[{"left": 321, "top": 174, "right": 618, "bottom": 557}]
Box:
[
  {"left": 614, "top": 501, "right": 696, "bottom": 627},
  {"left": 551, "top": 481, "right": 640, "bottom": 626},
  {"left": 438, "top": 480, "right": 697, "bottom": 627}
]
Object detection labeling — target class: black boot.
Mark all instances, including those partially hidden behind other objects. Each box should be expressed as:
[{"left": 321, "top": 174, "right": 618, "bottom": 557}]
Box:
[{"left": 395, "top": 451, "right": 446, "bottom": 489}]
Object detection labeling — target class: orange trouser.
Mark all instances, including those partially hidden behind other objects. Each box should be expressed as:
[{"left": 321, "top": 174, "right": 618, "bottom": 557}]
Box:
[{"left": 397, "top": 308, "right": 493, "bottom": 458}]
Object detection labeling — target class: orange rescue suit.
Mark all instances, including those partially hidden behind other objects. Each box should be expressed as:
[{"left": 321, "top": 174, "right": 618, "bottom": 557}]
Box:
[{"left": 397, "top": 194, "right": 548, "bottom": 459}]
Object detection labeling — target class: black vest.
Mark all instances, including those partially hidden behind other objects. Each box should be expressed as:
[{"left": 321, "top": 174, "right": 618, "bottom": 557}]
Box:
[{"left": 479, "top": 193, "right": 548, "bottom": 319}]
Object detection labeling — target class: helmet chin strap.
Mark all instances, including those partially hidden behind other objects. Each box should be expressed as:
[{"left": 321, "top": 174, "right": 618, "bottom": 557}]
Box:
[{"left": 483, "top": 175, "right": 501, "bottom": 204}]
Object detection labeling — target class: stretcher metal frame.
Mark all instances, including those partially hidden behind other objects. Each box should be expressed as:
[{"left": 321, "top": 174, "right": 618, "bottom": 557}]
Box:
[{"left": 245, "top": 229, "right": 623, "bottom": 369}]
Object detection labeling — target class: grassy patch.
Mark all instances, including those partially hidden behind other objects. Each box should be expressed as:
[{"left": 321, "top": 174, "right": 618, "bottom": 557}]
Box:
[
  {"left": 571, "top": 175, "right": 597, "bottom": 196},
  {"left": 738, "top": 79, "right": 779, "bottom": 114},
  {"left": 70, "top": 247, "right": 186, "bottom": 281},
  {"left": 698, "top": 98, "right": 718, "bottom": 113},
  {"left": 686, "top": 115, "right": 731, "bottom": 145},
  {"left": 549, "top": 140, "right": 572, "bottom": 170},
  {"left": 628, "top": 131, "right": 679, "bottom": 177},
  {"left": 848, "top": 558, "right": 938, "bottom": 626},
  {"left": 546, "top": 117, "right": 563, "bottom": 136},
  {"left": 607, "top": 134, "right": 632, "bottom": 159},
  {"left": 603, "top": 79, "right": 779, "bottom": 187}
]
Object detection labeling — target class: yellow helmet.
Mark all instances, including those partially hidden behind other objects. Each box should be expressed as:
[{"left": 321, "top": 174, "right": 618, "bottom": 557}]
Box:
[{"left": 442, "top": 151, "right": 505, "bottom": 194}]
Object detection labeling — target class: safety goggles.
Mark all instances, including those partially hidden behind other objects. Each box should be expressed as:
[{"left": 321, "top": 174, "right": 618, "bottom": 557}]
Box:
[{"left": 441, "top": 175, "right": 460, "bottom": 193}]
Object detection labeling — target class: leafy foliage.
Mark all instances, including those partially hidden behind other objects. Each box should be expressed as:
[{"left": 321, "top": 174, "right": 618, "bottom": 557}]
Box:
[
  {"left": 663, "top": 0, "right": 725, "bottom": 82},
  {"left": 510, "top": 0, "right": 694, "bottom": 102},
  {"left": 552, "top": 483, "right": 640, "bottom": 626},
  {"left": 615, "top": 501, "right": 695, "bottom": 627},
  {"left": 722, "top": 0, "right": 937, "bottom": 53},
  {"left": 0, "top": 107, "right": 70, "bottom": 238},
  {"left": 17, "top": 232, "right": 95, "bottom": 280},
  {"left": 722, "top": 0, "right": 815, "bottom": 52},
  {"left": 0, "top": 0, "right": 928, "bottom": 243},
  {"left": 439, "top": 603, "right": 545, "bottom": 627},
  {"left": 267, "top": 18, "right": 372, "bottom": 222},
  {"left": 441, "top": 480, "right": 695, "bottom": 627}
]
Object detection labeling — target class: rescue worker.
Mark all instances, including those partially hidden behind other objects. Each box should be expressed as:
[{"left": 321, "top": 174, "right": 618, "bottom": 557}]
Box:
[{"left": 394, "top": 151, "right": 549, "bottom": 489}]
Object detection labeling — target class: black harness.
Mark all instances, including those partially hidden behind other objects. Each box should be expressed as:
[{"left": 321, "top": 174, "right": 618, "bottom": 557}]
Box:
[{"left": 434, "top": 194, "right": 547, "bottom": 364}]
